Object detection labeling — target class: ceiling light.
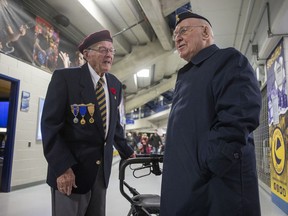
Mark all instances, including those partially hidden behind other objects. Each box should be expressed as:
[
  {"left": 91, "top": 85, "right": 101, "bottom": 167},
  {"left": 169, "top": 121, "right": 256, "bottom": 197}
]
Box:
[
  {"left": 137, "top": 69, "right": 150, "bottom": 78},
  {"left": 134, "top": 74, "right": 138, "bottom": 88}
]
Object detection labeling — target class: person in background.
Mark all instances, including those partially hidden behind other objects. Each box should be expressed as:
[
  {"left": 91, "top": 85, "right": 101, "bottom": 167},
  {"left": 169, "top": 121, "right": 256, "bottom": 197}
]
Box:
[
  {"left": 135, "top": 132, "right": 142, "bottom": 144},
  {"left": 160, "top": 134, "right": 165, "bottom": 154},
  {"left": 0, "top": 134, "right": 6, "bottom": 158},
  {"left": 149, "top": 129, "right": 163, "bottom": 154},
  {"left": 138, "top": 133, "right": 151, "bottom": 154},
  {"left": 126, "top": 132, "right": 136, "bottom": 151},
  {"left": 41, "top": 30, "right": 135, "bottom": 216},
  {"left": 160, "top": 11, "right": 262, "bottom": 216}
]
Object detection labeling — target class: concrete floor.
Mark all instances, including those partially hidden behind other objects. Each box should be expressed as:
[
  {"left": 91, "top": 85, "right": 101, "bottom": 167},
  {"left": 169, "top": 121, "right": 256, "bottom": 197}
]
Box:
[{"left": 0, "top": 156, "right": 286, "bottom": 216}]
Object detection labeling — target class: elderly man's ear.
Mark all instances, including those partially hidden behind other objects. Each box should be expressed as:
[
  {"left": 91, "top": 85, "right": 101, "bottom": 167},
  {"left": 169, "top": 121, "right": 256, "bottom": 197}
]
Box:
[{"left": 202, "top": 26, "right": 210, "bottom": 39}]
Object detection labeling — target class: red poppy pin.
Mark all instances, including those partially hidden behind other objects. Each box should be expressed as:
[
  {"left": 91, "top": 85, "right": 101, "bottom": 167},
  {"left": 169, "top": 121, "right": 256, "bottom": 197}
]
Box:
[
  {"left": 110, "top": 87, "right": 116, "bottom": 95},
  {"left": 110, "top": 87, "right": 117, "bottom": 99}
]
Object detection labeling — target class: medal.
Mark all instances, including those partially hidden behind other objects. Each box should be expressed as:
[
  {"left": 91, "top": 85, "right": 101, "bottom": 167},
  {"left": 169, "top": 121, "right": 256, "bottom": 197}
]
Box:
[
  {"left": 87, "top": 103, "right": 95, "bottom": 123},
  {"left": 74, "top": 118, "right": 79, "bottom": 124},
  {"left": 79, "top": 104, "right": 87, "bottom": 125},
  {"left": 70, "top": 104, "right": 79, "bottom": 124}
]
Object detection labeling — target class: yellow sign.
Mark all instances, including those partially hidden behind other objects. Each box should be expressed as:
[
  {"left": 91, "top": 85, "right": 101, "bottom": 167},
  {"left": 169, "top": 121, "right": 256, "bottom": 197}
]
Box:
[
  {"left": 268, "top": 39, "right": 288, "bottom": 212},
  {"left": 271, "top": 127, "right": 285, "bottom": 175},
  {"left": 270, "top": 123, "right": 288, "bottom": 201}
]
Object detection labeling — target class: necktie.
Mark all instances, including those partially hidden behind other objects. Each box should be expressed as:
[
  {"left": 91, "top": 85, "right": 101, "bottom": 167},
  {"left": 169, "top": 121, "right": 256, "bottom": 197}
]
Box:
[{"left": 96, "top": 77, "right": 106, "bottom": 133}]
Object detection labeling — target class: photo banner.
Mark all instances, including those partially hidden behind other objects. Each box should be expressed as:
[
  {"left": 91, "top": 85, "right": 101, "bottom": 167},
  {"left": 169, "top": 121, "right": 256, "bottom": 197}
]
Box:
[
  {"left": 267, "top": 38, "right": 288, "bottom": 214},
  {"left": 0, "top": 0, "right": 82, "bottom": 72},
  {"left": 0, "top": 0, "right": 35, "bottom": 62}
]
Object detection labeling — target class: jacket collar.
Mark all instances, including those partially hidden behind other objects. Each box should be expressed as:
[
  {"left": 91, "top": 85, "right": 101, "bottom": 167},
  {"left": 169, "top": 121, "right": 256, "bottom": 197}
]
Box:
[{"left": 191, "top": 44, "right": 219, "bottom": 66}]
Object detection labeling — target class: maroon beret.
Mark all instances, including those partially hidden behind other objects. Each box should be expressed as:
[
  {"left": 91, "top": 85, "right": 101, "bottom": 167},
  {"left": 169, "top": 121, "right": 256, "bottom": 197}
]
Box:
[
  {"left": 175, "top": 11, "right": 212, "bottom": 27},
  {"left": 78, "top": 30, "right": 113, "bottom": 54}
]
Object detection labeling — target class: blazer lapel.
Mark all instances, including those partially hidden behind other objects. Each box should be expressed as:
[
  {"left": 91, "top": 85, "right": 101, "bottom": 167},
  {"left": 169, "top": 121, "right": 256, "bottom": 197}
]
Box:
[{"left": 106, "top": 74, "right": 118, "bottom": 138}]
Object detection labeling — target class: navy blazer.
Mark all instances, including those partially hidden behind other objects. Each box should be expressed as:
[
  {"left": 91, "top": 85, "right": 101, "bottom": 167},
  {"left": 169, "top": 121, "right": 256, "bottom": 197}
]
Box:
[{"left": 41, "top": 63, "right": 133, "bottom": 194}]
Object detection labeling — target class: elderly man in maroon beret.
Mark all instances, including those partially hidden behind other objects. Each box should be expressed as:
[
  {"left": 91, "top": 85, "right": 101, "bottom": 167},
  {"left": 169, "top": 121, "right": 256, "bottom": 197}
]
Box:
[{"left": 41, "top": 30, "right": 135, "bottom": 216}]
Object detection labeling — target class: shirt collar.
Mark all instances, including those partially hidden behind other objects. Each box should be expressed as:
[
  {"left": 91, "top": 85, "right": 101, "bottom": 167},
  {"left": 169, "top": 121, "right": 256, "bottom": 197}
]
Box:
[{"left": 87, "top": 63, "right": 107, "bottom": 87}]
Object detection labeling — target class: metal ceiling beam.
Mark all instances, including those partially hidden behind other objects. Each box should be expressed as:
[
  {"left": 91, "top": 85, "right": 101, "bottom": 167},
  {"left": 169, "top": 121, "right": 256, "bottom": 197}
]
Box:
[
  {"left": 108, "top": 0, "right": 153, "bottom": 44},
  {"left": 137, "top": 0, "right": 173, "bottom": 50},
  {"left": 112, "top": 40, "right": 172, "bottom": 81},
  {"left": 147, "top": 109, "right": 171, "bottom": 128},
  {"left": 78, "top": 0, "right": 131, "bottom": 54},
  {"left": 161, "top": 0, "right": 190, "bottom": 16},
  {"left": 125, "top": 73, "right": 177, "bottom": 112}
]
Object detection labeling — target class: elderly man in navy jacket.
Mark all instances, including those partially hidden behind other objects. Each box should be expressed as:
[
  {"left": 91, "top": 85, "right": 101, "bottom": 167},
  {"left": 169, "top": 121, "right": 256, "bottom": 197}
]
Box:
[
  {"left": 41, "top": 30, "right": 135, "bottom": 216},
  {"left": 160, "top": 12, "right": 262, "bottom": 216}
]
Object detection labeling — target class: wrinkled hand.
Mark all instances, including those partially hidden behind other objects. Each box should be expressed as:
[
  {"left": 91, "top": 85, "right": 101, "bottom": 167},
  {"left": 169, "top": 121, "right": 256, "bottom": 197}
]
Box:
[{"left": 56, "top": 168, "right": 77, "bottom": 196}]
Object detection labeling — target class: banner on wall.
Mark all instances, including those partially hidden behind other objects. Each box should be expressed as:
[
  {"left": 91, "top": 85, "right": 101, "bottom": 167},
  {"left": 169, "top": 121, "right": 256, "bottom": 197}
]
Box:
[
  {"left": 0, "top": 0, "right": 82, "bottom": 72},
  {"left": 267, "top": 38, "right": 288, "bottom": 214},
  {"left": 0, "top": 0, "right": 35, "bottom": 61}
]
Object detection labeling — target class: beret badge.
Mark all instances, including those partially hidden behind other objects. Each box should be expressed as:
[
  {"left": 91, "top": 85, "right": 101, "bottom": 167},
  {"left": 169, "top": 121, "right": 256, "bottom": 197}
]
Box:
[{"left": 176, "top": 14, "right": 180, "bottom": 23}]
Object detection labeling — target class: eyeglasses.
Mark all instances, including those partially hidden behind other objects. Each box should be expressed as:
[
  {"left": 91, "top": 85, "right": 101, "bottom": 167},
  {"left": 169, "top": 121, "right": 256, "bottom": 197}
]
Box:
[
  {"left": 172, "top": 25, "right": 204, "bottom": 41},
  {"left": 88, "top": 46, "right": 116, "bottom": 55}
]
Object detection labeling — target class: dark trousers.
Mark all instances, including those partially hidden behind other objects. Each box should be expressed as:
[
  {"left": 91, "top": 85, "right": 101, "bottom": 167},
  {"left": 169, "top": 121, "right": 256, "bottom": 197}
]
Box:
[{"left": 51, "top": 163, "right": 106, "bottom": 216}]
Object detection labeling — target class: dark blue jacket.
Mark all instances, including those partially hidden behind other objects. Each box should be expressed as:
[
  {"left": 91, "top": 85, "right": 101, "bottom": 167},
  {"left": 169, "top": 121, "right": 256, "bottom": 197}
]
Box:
[{"left": 160, "top": 44, "right": 261, "bottom": 216}]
